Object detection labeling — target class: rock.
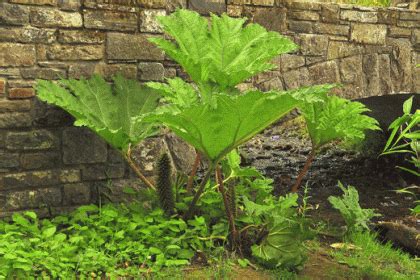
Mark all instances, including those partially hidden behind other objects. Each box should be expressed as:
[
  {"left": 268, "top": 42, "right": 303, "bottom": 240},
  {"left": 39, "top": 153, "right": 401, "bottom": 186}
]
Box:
[
  {"left": 308, "top": 61, "right": 340, "bottom": 84},
  {"left": 82, "top": 163, "right": 126, "bottom": 180},
  {"left": 351, "top": 24, "right": 387, "bottom": 45},
  {"left": 297, "top": 34, "right": 328, "bottom": 56},
  {"left": 107, "top": 33, "right": 164, "bottom": 61},
  {"left": 63, "top": 183, "right": 91, "bottom": 205},
  {"left": 320, "top": 4, "right": 340, "bottom": 23},
  {"left": 84, "top": 10, "right": 137, "bottom": 31},
  {"left": 62, "top": 127, "right": 108, "bottom": 164},
  {"left": 251, "top": 7, "right": 287, "bottom": 33},
  {"left": 94, "top": 63, "right": 137, "bottom": 80},
  {"left": 47, "top": 44, "right": 104, "bottom": 61},
  {"left": 0, "top": 169, "right": 79, "bottom": 189},
  {"left": 58, "top": 0, "right": 81, "bottom": 11},
  {"left": 0, "top": 43, "right": 36, "bottom": 66},
  {"left": 188, "top": 0, "right": 226, "bottom": 15},
  {"left": 376, "top": 222, "right": 420, "bottom": 256},
  {"left": 362, "top": 54, "right": 380, "bottom": 97},
  {"left": 140, "top": 9, "right": 166, "bottom": 33},
  {"left": 314, "top": 23, "right": 350, "bottom": 36},
  {"left": 0, "top": 27, "right": 55, "bottom": 44},
  {"left": 0, "top": 113, "right": 32, "bottom": 128},
  {"left": 288, "top": 20, "right": 313, "bottom": 33},
  {"left": 8, "top": 88, "right": 35, "bottom": 99},
  {"left": 283, "top": 67, "right": 310, "bottom": 89},
  {"left": 6, "top": 130, "right": 59, "bottom": 150},
  {"left": 0, "top": 79, "right": 5, "bottom": 95},
  {"left": 20, "top": 68, "right": 66, "bottom": 80},
  {"left": 0, "top": 100, "right": 31, "bottom": 113},
  {"left": 0, "top": 3, "right": 30, "bottom": 26},
  {"left": 289, "top": 11, "right": 320, "bottom": 21},
  {"left": 20, "top": 152, "right": 60, "bottom": 170},
  {"left": 328, "top": 41, "right": 363, "bottom": 60},
  {"left": 138, "top": 62, "right": 165, "bottom": 81},
  {"left": 9, "top": 0, "right": 57, "bottom": 5},
  {"left": 341, "top": 10, "right": 378, "bottom": 23},
  {"left": 280, "top": 54, "right": 305, "bottom": 72},
  {"left": 2, "top": 188, "right": 62, "bottom": 211},
  {"left": 30, "top": 8, "right": 82, "bottom": 28},
  {"left": 58, "top": 30, "right": 105, "bottom": 44},
  {"left": 0, "top": 152, "right": 19, "bottom": 169}
]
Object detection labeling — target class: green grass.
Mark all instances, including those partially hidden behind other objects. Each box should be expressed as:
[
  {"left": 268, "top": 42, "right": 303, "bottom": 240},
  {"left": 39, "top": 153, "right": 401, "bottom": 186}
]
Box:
[
  {"left": 328, "top": 231, "right": 419, "bottom": 279},
  {"left": 337, "top": 0, "right": 390, "bottom": 7}
]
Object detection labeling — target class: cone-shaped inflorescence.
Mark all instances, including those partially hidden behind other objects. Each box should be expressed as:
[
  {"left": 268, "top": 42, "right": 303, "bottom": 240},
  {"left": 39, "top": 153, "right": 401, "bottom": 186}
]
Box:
[
  {"left": 156, "top": 153, "right": 175, "bottom": 216},
  {"left": 226, "top": 184, "right": 237, "bottom": 218}
]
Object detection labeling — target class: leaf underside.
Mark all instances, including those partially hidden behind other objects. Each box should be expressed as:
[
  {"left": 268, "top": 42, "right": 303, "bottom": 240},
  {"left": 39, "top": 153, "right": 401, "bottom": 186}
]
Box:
[{"left": 36, "top": 75, "right": 161, "bottom": 152}]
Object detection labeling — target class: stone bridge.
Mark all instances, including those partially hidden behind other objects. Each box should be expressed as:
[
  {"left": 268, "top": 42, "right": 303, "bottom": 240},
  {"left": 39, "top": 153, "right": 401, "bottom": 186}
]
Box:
[{"left": 0, "top": 0, "right": 419, "bottom": 216}]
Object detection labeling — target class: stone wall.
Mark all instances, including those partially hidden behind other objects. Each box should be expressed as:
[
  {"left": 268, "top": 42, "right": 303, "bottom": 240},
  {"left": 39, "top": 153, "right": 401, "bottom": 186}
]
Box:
[{"left": 0, "top": 0, "right": 419, "bottom": 216}]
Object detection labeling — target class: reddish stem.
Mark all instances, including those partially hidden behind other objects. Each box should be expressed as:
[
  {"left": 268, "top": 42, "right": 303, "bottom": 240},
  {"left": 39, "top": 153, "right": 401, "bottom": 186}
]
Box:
[{"left": 291, "top": 147, "right": 316, "bottom": 193}]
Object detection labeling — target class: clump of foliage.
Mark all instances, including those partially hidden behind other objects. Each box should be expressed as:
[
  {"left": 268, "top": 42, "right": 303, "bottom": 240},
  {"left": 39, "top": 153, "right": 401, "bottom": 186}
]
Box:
[
  {"left": 381, "top": 96, "right": 419, "bottom": 177},
  {"left": 328, "top": 182, "right": 380, "bottom": 233},
  {"left": 36, "top": 75, "right": 161, "bottom": 190},
  {"left": 291, "top": 95, "right": 380, "bottom": 192},
  {"left": 0, "top": 204, "right": 215, "bottom": 279}
]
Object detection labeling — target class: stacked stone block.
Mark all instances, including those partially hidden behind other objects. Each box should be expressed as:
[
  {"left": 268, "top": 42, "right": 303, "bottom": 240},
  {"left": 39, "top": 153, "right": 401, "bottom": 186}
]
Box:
[{"left": 0, "top": 0, "right": 418, "bottom": 216}]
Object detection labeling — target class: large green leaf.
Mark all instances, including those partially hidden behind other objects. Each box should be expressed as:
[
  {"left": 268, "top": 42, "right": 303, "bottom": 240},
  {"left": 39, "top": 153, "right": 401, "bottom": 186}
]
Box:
[
  {"left": 150, "top": 9, "right": 298, "bottom": 91},
  {"left": 36, "top": 75, "right": 161, "bottom": 152},
  {"left": 144, "top": 86, "right": 332, "bottom": 163},
  {"left": 301, "top": 95, "right": 380, "bottom": 148}
]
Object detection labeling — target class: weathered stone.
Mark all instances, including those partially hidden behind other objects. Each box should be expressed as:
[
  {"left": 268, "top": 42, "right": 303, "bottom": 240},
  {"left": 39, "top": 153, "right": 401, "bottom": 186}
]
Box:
[
  {"left": 58, "top": 0, "right": 81, "bottom": 11},
  {"left": 63, "top": 183, "right": 91, "bottom": 205},
  {"left": 362, "top": 54, "right": 380, "bottom": 97},
  {"left": 400, "top": 11, "right": 420, "bottom": 21},
  {"left": 0, "top": 78, "right": 5, "bottom": 94},
  {"left": 32, "top": 99, "right": 74, "bottom": 127},
  {"left": 0, "top": 100, "right": 31, "bottom": 113},
  {"left": 227, "top": 5, "right": 242, "bottom": 17},
  {"left": 84, "top": 10, "right": 137, "bottom": 31},
  {"left": 107, "top": 33, "right": 164, "bottom": 61},
  {"left": 62, "top": 127, "right": 107, "bottom": 164},
  {"left": 2, "top": 188, "right": 62, "bottom": 210},
  {"left": 377, "top": 8, "right": 398, "bottom": 25},
  {"left": 0, "top": 152, "right": 19, "bottom": 169},
  {"left": 0, "top": 27, "right": 55, "bottom": 44},
  {"left": 413, "top": 30, "right": 420, "bottom": 50},
  {"left": 280, "top": 54, "right": 305, "bottom": 72},
  {"left": 414, "top": 67, "right": 420, "bottom": 93},
  {"left": 94, "top": 63, "right": 137, "bottom": 80},
  {"left": 131, "top": 136, "right": 167, "bottom": 176},
  {"left": 8, "top": 88, "right": 35, "bottom": 99},
  {"left": 189, "top": 0, "right": 226, "bottom": 15},
  {"left": 6, "top": 130, "right": 58, "bottom": 150},
  {"left": 288, "top": 1, "right": 321, "bottom": 10},
  {"left": 339, "top": 55, "right": 365, "bottom": 97},
  {"left": 30, "top": 8, "right": 82, "bottom": 28},
  {"left": 68, "top": 63, "right": 95, "bottom": 79},
  {"left": 60, "top": 169, "right": 81, "bottom": 183},
  {"left": 328, "top": 41, "right": 363, "bottom": 60},
  {"left": 20, "top": 152, "right": 60, "bottom": 170},
  {"left": 308, "top": 61, "right": 340, "bottom": 84},
  {"left": 283, "top": 67, "right": 310, "bottom": 89},
  {"left": 297, "top": 34, "right": 328, "bottom": 56},
  {"left": 10, "top": 0, "right": 57, "bottom": 5},
  {"left": 341, "top": 10, "right": 377, "bottom": 23},
  {"left": 288, "top": 20, "right": 313, "bottom": 33},
  {"left": 251, "top": 0, "right": 274, "bottom": 5},
  {"left": 138, "top": 0, "right": 166, "bottom": 8},
  {"left": 320, "top": 4, "right": 339, "bottom": 23},
  {"left": 388, "top": 26, "right": 411, "bottom": 38},
  {"left": 47, "top": 44, "right": 103, "bottom": 61},
  {"left": 397, "top": 20, "right": 420, "bottom": 29},
  {"left": 38, "top": 61, "right": 68, "bottom": 69},
  {"left": 0, "top": 43, "right": 36, "bottom": 66},
  {"left": 0, "top": 68, "right": 20, "bottom": 78},
  {"left": 0, "top": 113, "right": 32, "bottom": 128},
  {"left": 167, "top": 0, "right": 187, "bottom": 12},
  {"left": 7, "top": 80, "right": 36, "bottom": 88},
  {"left": 251, "top": 7, "right": 287, "bottom": 33},
  {"left": 21, "top": 68, "right": 66, "bottom": 80},
  {"left": 138, "top": 62, "right": 164, "bottom": 81},
  {"left": 140, "top": 9, "right": 166, "bottom": 33},
  {"left": 1, "top": 170, "right": 63, "bottom": 188},
  {"left": 314, "top": 23, "right": 349, "bottom": 36},
  {"left": 351, "top": 24, "right": 387, "bottom": 45},
  {"left": 387, "top": 38, "right": 412, "bottom": 93},
  {"left": 289, "top": 11, "right": 320, "bottom": 21},
  {"left": 0, "top": 3, "right": 30, "bottom": 26},
  {"left": 58, "top": 30, "right": 105, "bottom": 44},
  {"left": 255, "top": 74, "right": 283, "bottom": 92},
  {"left": 164, "top": 67, "right": 177, "bottom": 79},
  {"left": 36, "top": 44, "right": 48, "bottom": 61},
  {"left": 378, "top": 54, "right": 392, "bottom": 95},
  {"left": 228, "top": 0, "right": 252, "bottom": 4},
  {"left": 82, "top": 163, "right": 126, "bottom": 180}
]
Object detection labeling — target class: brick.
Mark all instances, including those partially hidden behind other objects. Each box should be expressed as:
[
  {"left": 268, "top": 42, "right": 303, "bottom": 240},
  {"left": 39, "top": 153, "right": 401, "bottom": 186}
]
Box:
[
  {"left": 94, "top": 63, "right": 138, "bottom": 80},
  {"left": 0, "top": 100, "right": 31, "bottom": 113},
  {"left": 47, "top": 44, "right": 103, "bottom": 61},
  {"left": 339, "top": 55, "right": 364, "bottom": 85},
  {"left": 21, "top": 68, "right": 66, "bottom": 80},
  {"left": 58, "top": 30, "right": 105, "bottom": 44},
  {"left": 0, "top": 113, "right": 32, "bottom": 128},
  {"left": 62, "top": 127, "right": 107, "bottom": 164},
  {"left": 289, "top": 11, "right": 320, "bottom": 21},
  {"left": 400, "top": 11, "right": 420, "bottom": 21},
  {"left": 30, "top": 8, "right": 82, "bottom": 28},
  {"left": 351, "top": 24, "right": 386, "bottom": 45},
  {"left": 280, "top": 54, "right": 305, "bottom": 72},
  {"left": 107, "top": 33, "right": 164, "bottom": 61},
  {"left": 140, "top": 9, "right": 166, "bottom": 33},
  {"left": 8, "top": 88, "right": 35, "bottom": 99},
  {"left": 138, "top": 62, "right": 164, "bottom": 81},
  {"left": 327, "top": 41, "right": 363, "bottom": 60},
  {"left": 314, "top": 23, "right": 349, "bottom": 36},
  {"left": 189, "top": 0, "right": 226, "bottom": 15},
  {"left": 0, "top": 3, "right": 30, "bottom": 25},
  {"left": 283, "top": 67, "right": 310, "bottom": 89},
  {"left": 84, "top": 9, "right": 137, "bottom": 31},
  {"left": 2, "top": 188, "right": 62, "bottom": 210},
  {"left": 0, "top": 68, "right": 20, "bottom": 78},
  {"left": 250, "top": 7, "right": 287, "bottom": 33},
  {"left": 58, "top": 0, "right": 81, "bottom": 11},
  {"left": 0, "top": 43, "right": 36, "bottom": 67},
  {"left": 251, "top": 0, "right": 274, "bottom": 6},
  {"left": 0, "top": 27, "right": 55, "bottom": 44},
  {"left": 308, "top": 61, "right": 340, "bottom": 84},
  {"left": 0, "top": 152, "right": 19, "bottom": 169},
  {"left": 388, "top": 26, "right": 411, "bottom": 38},
  {"left": 6, "top": 130, "right": 58, "bottom": 150},
  {"left": 7, "top": 80, "right": 36, "bottom": 88},
  {"left": 320, "top": 4, "right": 339, "bottom": 23},
  {"left": 0, "top": 79, "right": 5, "bottom": 94},
  {"left": 20, "top": 152, "right": 60, "bottom": 170},
  {"left": 288, "top": 20, "right": 313, "bottom": 33},
  {"left": 63, "top": 183, "right": 91, "bottom": 205},
  {"left": 137, "top": 0, "right": 166, "bottom": 8},
  {"left": 10, "top": 0, "right": 57, "bottom": 5},
  {"left": 82, "top": 163, "right": 125, "bottom": 180},
  {"left": 68, "top": 63, "right": 95, "bottom": 79},
  {"left": 254, "top": 71, "right": 283, "bottom": 91},
  {"left": 341, "top": 10, "right": 378, "bottom": 23},
  {"left": 297, "top": 34, "right": 328, "bottom": 56}
]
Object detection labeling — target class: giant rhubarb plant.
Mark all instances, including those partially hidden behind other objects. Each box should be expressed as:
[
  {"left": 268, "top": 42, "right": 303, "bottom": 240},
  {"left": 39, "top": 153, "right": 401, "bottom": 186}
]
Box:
[
  {"left": 36, "top": 75, "right": 161, "bottom": 190},
  {"left": 146, "top": 9, "right": 335, "bottom": 247}
]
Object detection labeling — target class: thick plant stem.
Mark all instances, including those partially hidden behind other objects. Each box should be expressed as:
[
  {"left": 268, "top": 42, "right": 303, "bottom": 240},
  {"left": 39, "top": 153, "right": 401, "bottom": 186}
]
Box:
[
  {"left": 124, "top": 149, "right": 156, "bottom": 191},
  {"left": 183, "top": 166, "right": 214, "bottom": 221},
  {"left": 186, "top": 152, "right": 201, "bottom": 194},
  {"left": 291, "top": 147, "right": 316, "bottom": 193},
  {"left": 216, "top": 165, "right": 239, "bottom": 249}
]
